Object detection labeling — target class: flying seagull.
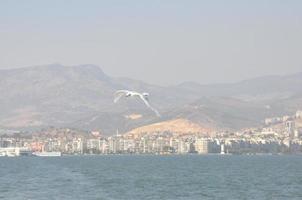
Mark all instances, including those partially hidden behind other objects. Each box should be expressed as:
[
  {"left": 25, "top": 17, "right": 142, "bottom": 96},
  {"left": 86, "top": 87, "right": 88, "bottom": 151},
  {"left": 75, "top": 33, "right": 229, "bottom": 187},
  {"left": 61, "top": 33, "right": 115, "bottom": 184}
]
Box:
[{"left": 114, "top": 90, "right": 161, "bottom": 117}]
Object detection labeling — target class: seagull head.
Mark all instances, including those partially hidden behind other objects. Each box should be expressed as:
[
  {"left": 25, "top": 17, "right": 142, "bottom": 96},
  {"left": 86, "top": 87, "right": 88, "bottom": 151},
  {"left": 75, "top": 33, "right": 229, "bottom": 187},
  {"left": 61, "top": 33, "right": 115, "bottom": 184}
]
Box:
[
  {"left": 142, "top": 92, "right": 149, "bottom": 100},
  {"left": 142, "top": 92, "right": 149, "bottom": 97}
]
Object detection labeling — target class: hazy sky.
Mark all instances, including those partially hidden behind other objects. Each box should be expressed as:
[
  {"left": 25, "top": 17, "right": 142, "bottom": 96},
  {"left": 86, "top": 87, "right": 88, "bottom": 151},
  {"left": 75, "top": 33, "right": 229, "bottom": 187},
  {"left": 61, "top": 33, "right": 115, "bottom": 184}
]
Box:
[{"left": 1, "top": 0, "right": 302, "bottom": 85}]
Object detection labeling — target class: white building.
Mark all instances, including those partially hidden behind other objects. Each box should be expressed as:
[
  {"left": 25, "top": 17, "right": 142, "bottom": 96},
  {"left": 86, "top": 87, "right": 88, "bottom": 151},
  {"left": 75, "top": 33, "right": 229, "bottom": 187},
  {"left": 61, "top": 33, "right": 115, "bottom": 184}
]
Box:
[
  {"left": 0, "top": 147, "right": 21, "bottom": 157},
  {"left": 296, "top": 110, "right": 302, "bottom": 119},
  {"left": 195, "top": 138, "right": 209, "bottom": 154},
  {"left": 87, "top": 139, "right": 101, "bottom": 153}
]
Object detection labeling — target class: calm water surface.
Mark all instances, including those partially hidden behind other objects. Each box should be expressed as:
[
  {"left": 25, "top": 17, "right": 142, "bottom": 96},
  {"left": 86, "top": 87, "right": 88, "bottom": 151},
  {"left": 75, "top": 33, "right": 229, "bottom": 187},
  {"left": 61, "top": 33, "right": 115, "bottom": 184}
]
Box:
[{"left": 0, "top": 155, "right": 302, "bottom": 200}]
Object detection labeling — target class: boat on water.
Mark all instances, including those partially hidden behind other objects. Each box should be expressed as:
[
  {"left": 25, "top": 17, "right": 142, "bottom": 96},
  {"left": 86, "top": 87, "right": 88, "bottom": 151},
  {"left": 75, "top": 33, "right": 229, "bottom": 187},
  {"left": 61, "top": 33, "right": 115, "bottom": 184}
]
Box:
[{"left": 33, "top": 151, "right": 62, "bottom": 157}]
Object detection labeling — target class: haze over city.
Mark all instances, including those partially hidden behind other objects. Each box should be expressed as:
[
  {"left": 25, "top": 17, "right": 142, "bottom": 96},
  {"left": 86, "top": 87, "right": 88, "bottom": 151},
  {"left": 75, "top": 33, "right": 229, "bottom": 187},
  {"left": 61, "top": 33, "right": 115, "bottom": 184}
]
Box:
[
  {"left": 1, "top": 0, "right": 302, "bottom": 85},
  {"left": 1, "top": 1, "right": 302, "bottom": 199}
]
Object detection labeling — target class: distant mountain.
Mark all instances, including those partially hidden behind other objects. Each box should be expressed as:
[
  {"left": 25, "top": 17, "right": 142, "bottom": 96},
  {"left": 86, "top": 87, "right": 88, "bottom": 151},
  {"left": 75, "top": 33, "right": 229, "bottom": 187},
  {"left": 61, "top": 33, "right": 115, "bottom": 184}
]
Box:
[
  {"left": 170, "top": 72, "right": 302, "bottom": 100},
  {"left": 0, "top": 64, "right": 301, "bottom": 135},
  {"left": 165, "top": 97, "right": 275, "bottom": 130},
  {"left": 0, "top": 64, "right": 169, "bottom": 134}
]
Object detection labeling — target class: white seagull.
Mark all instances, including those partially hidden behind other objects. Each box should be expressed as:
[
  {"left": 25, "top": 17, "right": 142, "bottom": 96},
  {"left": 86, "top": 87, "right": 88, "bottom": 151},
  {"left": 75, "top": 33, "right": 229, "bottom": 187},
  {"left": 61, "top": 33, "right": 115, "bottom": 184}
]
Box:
[{"left": 114, "top": 90, "right": 161, "bottom": 117}]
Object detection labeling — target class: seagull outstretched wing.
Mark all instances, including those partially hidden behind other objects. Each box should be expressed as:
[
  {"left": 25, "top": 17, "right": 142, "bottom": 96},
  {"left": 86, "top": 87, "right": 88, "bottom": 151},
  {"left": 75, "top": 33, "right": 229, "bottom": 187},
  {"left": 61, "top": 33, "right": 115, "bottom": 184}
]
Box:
[
  {"left": 113, "top": 90, "right": 129, "bottom": 103},
  {"left": 138, "top": 95, "right": 161, "bottom": 117}
]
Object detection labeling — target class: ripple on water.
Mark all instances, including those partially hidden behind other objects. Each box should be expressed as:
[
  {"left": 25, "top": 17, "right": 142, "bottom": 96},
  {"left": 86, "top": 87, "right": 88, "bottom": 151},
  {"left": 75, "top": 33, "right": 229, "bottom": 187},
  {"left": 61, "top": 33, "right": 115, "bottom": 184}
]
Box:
[{"left": 0, "top": 155, "right": 302, "bottom": 200}]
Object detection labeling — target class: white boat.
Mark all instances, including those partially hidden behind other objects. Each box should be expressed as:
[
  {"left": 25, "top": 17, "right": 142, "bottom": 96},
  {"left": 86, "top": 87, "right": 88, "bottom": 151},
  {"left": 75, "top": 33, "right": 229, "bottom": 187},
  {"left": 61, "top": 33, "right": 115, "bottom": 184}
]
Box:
[{"left": 33, "top": 151, "right": 62, "bottom": 157}]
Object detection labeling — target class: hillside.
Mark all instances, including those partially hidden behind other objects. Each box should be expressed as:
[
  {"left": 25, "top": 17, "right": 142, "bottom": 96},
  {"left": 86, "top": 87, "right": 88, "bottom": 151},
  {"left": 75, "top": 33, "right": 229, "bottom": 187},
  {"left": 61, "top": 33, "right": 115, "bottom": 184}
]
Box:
[
  {"left": 0, "top": 64, "right": 301, "bottom": 135},
  {"left": 126, "top": 118, "right": 213, "bottom": 138}
]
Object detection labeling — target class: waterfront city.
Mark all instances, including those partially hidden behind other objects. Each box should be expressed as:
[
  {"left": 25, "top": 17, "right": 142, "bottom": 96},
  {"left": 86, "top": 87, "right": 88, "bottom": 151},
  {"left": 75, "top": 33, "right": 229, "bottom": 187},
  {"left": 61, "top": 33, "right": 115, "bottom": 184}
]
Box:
[{"left": 1, "top": 110, "right": 302, "bottom": 157}]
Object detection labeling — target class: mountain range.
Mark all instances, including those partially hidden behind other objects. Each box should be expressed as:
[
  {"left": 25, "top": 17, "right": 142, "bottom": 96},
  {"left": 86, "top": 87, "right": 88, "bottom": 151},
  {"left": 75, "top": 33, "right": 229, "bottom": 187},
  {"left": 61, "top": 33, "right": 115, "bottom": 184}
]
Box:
[{"left": 0, "top": 64, "right": 301, "bottom": 135}]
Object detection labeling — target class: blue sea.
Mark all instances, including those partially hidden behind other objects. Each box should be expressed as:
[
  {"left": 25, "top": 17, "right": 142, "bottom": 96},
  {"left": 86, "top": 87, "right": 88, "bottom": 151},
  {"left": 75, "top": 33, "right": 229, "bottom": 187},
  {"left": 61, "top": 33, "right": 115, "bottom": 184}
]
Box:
[{"left": 0, "top": 155, "right": 302, "bottom": 200}]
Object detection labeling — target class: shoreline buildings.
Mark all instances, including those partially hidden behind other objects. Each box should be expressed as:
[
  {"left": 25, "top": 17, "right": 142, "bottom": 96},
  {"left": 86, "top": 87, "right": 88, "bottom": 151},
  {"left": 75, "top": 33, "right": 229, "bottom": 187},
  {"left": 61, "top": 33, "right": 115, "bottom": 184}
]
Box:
[{"left": 0, "top": 111, "right": 302, "bottom": 156}]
